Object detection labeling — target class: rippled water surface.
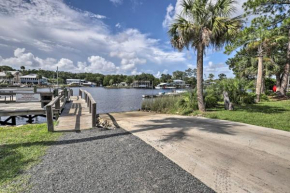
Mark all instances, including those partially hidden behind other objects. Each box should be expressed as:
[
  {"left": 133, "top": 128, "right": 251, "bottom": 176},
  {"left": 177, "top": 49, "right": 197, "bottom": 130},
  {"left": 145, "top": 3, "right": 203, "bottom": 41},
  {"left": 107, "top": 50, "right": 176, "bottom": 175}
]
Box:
[
  {"left": 71, "top": 87, "right": 173, "bottom": 114},
  {"left": 1, "top": 87, "right": 175, "bottom": 125}
]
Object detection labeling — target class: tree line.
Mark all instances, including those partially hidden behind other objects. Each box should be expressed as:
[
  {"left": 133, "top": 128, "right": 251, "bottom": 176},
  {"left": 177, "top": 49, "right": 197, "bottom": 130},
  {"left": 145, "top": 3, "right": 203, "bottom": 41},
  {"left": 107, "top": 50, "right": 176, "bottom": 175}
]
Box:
[
  {"left": 168, "top": 0, "right": 289, "bottom": 112},
  {"left": 1, "top": 65, "right": 214, "bottom": 87}
]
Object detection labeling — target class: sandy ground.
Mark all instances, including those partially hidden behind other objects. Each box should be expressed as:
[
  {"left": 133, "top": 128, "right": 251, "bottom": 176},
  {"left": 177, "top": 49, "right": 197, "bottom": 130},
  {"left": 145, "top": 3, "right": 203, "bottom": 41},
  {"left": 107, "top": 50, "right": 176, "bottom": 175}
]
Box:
[{"left": 108, "top": 111, "right": 290, "bottom": 193}]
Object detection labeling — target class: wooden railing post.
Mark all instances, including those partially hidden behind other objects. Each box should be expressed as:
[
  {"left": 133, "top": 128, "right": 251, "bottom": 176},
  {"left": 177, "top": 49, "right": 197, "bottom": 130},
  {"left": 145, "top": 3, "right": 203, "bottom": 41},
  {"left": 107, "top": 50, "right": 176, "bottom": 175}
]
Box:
[
  {"left": 92, "top": 103, "right": 96, "bottom": 128},
  {"left": 79, "top": 89, "right": 81, "bottom": 98},
  {"left": 89, "top": 100, "right": 92, "bottom": 113},
  {"left": 55, "top": 97, "right": 60, "bottom": 110},
  {"left": 64, "top": 88, "right": 68, "bottom": 99},
  {"left": 46, "top": 105, "right": 54, "bottom": 132}
]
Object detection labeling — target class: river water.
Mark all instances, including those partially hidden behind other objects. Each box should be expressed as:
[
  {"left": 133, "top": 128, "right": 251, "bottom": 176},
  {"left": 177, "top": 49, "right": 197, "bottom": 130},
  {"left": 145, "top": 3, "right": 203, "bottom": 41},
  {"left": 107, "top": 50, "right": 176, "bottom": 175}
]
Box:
[
  {"left": 71, "top": 87, "right": 173, "bottom": 114},
  {"left": 1, "top": 87, "right": 174, "bottom": 125}
]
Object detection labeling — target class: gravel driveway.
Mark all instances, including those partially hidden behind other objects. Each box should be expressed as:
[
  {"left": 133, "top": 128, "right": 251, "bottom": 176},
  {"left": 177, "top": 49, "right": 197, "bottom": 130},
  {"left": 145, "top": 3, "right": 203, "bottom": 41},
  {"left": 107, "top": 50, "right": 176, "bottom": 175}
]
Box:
[{"left": 27, "top": 128, "right": 213, "bottom": 193}]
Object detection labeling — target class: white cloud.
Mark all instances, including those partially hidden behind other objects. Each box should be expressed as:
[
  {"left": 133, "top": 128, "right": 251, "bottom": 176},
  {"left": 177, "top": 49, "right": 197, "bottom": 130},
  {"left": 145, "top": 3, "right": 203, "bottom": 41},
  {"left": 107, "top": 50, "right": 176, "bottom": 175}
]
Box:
[
  {"left": 0, "top": 48, "right": 118, "bottom": 74},
  {"left": 155, "top": 69, "right": 168, "bottom": 78},
  {"left": 87, "top": 56, "right": 117, "bottom": 73},
  {"left": 204, "top": 61, "right": 231, "bottom": 76},
  {"left": 162, "top": 0, "right": 245, "bottom": 29},
  {"left": 115, "top": 23, "right": 121, "bottom": 28},
  {"left": 0, "top": 0, "right": 188, "bottom": 75},
  {"left": 187, "top": 64, "right": 196, "bottom": 69},
  {"left": 162, "top": 4, "right": 174, "bottom": 28},
  {"left": 14, "top": 48, "right": 26, "bottom": 57},
  {"left": 110, "top": 0, "right": 123, "bottom": 6},
  {"left": 162, "top": 0, "right": 183, "bottom": 29}
]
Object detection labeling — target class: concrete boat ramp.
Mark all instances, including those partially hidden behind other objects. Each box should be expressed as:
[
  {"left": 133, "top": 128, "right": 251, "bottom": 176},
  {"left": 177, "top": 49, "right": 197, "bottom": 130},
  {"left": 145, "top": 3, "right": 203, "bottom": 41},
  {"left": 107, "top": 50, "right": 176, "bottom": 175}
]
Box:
[{"left": 99, "top": 111, "right": 290, "bottom": 193}]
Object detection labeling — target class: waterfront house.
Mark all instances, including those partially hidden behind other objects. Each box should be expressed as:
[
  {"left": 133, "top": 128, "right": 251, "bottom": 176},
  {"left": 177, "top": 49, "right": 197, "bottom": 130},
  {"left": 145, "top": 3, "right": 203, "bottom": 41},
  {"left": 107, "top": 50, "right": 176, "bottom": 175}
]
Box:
[
  {"left": 118, "top": 82, "right": 128, "bottom": 87},
  {"left": 20, "top": 74, "right": 48, "bottom": 85},
  {"left": 0, "top": 71, "right": 22, "bottom": 84},
  {"left": 132, "top": 81, "right": 153, "bottom": 88},
  {"left": 66, "top": 79, "right": 85, "bottom": 85}
]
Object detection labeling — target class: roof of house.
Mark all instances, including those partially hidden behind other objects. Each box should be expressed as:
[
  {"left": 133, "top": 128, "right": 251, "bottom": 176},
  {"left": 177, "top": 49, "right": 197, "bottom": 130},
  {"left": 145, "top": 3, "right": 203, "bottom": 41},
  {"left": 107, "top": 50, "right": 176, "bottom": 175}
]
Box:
[
  {"left": 20, "top": 74, "right": 47, "bottom": 79},
  {"left": 173, "top": 80, "right": 185, "bottom": 82},
  {"left": 0, "top": 71, "right": 21, "bottom": 77}
]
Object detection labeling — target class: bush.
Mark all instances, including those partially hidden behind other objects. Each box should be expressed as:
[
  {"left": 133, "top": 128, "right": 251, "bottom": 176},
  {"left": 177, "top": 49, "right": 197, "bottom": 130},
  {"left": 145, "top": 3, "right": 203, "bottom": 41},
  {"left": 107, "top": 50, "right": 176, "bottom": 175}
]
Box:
[
  {"left": 260, "top": 94, "right": 269, "bottom": 102},
  {"left": 178, "top": 90, "right": 198, "bottom": 110},
  {"left": 217, "top": 78, "right": 255, "bottom": 105},
  {"left": 205, "top": 94, "right": 218, "bottom": 108},
  {"left": 141, "top": 96, "right": 181, "bottom": 113}
]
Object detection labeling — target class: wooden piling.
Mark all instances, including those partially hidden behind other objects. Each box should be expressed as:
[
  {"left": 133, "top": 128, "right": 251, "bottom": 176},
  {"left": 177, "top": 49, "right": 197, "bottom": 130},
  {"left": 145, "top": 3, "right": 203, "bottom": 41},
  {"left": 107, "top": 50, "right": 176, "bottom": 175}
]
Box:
[
  {"left": 92, "top": 103, "right": 96, "bottom": 128},
  {"left": 46, "top": 105, "right": 54, "bottom": 132}
]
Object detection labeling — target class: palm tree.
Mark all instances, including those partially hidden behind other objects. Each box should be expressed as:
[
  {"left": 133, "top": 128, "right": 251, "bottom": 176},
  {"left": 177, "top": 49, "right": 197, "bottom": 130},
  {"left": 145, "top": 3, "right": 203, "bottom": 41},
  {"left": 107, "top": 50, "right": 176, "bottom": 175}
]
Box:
[
  {"left": 168, "top": 0, "right": 242, "bottom": 111},
  {"left": 20, "top": 66, "right": 25, "bottom": 72},
  {"left": 5, "top": 72, "right": 14, "bottom": 85}
]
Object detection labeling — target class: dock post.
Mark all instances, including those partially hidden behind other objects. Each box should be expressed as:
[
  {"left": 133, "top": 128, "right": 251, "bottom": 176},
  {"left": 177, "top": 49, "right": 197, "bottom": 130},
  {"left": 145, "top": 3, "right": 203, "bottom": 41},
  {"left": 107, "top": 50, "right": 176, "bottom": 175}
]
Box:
[
  {"left": 33, "top": 86, "right": 37, "bottom": 93},
  {"left": 46, "top": 105, "right": 54, "bottom": 132},
  {"left": 55, "top": 97, "right": 60, "bottom": 110},
  {"left": 89, "top": 100, "right": 91, "bottom": 113},
  {"left": 92, "top": 103, "right": 96, "bottom": 128},
  {"left": 64, "top": 88, "right": 68, "bottom": 99},
  {"left": 11, "top": 116, "right": 16, "bottom": 125}
]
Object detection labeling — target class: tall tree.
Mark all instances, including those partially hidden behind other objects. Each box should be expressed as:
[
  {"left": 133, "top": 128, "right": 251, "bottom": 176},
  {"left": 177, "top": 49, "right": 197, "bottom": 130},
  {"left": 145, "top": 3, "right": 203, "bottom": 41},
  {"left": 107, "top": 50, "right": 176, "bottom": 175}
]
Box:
[
  {"left": 208, "top": 73, "right": 215, "bottom": 81},
  {"left": 218, "top": 73, "right": 227, "bottom": 80},
  {"left": 20, "top": 66, "right": 25, "bottom": 72},
  {"left": 243, "top": 0, "right": 290, "bottom": 96},
  {"left": 168, "top": 0, "right": 243, "bottom": 111},
  {"left": 5, "top": 72, "right": 14, "bottom": 84},
  {"left": 226, "top": 17, "right": 273, "bottom": 101}
]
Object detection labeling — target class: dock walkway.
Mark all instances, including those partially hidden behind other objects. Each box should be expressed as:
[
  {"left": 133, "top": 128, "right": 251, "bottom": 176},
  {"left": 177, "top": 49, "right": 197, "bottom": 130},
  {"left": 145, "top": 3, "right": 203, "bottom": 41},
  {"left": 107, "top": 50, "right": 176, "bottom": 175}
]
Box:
[{"left": 55, "top": 96, "right": 93, "bottom": 131}]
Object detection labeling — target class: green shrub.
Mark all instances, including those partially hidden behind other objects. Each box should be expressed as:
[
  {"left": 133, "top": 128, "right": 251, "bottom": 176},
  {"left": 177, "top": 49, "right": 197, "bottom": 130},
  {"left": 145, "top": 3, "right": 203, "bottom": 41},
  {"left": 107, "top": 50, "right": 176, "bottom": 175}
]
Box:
[
  {"left": 217, "top": 78, "right": 255, "bottom": 105},
  {"left": 178, "top": 90, "right": 198, "bottom": 110},
  {"left": 260, "top": 94, "right": 269, "bottom": 101},
  {"left": 205, "top": 94, "right": 218, "bottom": 108},
  {"left": 141, "top": 96, "right": 181, "bottom": 113},
  {"left": 240, "top": 93, "right": 256, "bottom": 104}
]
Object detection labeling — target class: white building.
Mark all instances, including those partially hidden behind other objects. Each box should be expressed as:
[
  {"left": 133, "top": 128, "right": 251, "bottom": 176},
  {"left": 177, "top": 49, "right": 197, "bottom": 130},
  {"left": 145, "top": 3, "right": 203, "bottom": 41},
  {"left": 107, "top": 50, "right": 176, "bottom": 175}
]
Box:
[
  {"left": 66, "top": 79, "right": 85, "bottom": 85},
  {"left": 0, "top": 71, "right": 22, "bottom": 84},
  {"left": 20, "top": 74, "right": 48, "bottom": 85},
  {"left": 173, "top": 80, "right": 186, "bottom": 86}
]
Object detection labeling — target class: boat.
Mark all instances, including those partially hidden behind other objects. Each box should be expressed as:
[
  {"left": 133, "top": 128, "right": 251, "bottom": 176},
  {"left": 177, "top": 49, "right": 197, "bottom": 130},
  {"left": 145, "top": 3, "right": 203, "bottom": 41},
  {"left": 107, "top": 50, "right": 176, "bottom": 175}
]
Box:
[
  {"left": 176, "top": 90, "right": 187, "bottom": 94},
  {"left": 155, "top": 83, "right": 176, "bottom": 89}
]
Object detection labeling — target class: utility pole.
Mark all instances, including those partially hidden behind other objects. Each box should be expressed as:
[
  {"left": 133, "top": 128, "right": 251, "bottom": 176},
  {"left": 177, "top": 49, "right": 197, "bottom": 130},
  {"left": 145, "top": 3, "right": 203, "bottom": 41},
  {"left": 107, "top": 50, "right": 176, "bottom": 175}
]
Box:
[{"left": 56, "top": 66, "right": 59, "bottom": 88}]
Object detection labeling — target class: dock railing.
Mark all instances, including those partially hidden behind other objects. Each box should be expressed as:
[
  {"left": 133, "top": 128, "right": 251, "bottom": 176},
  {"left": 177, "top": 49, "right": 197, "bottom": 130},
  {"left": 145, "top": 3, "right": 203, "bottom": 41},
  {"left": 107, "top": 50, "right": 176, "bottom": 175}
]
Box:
[
  {"left": 45, "top": 88, "right": 73, "bottom": 132},
  {"left": 79, "top": 89, "right": 97, "bottom": 128}
]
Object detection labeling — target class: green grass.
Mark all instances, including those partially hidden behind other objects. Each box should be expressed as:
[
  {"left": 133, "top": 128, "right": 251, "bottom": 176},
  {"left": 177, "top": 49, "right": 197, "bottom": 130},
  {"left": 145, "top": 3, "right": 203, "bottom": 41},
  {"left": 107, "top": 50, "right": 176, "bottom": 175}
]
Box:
[
  {"left": 142, "top": 97, "right": 290, "bottom": 132},
  {"left": 0, "top": 123, "right": 62, "bottom": 193},
  {"left": 203, "top": 100, "right": 290, "bottom": 131}
]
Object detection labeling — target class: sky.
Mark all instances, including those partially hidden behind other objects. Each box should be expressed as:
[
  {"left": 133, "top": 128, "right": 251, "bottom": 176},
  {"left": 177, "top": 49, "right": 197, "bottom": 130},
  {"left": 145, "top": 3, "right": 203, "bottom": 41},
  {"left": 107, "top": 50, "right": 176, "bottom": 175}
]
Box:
[{"left": 0, "top": 0, "right": 246, "bottom": 78}]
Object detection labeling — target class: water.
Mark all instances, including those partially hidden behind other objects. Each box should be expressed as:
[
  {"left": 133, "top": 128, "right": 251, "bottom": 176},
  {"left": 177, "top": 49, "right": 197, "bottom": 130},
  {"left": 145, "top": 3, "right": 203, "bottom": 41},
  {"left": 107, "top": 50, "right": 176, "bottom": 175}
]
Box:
[
  {"left": 0, "top": 87, "right": 176, "bottom": 126},
  {"left": 71, "top": 87, "right": 174, "bottom": 114}
]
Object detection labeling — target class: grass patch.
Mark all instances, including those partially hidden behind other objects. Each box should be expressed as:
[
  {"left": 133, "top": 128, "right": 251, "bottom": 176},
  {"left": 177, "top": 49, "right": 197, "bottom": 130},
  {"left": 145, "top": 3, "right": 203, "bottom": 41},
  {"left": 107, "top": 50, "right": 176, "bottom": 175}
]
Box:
[
  {"left": 0, "top": 123, "right": 62, "bottom": 193},
  {"left": 142, "top": 97, "right": 290, "bottom": 131},
  {"left": 203, "top": 100, "right": 290, "bottom": 131}
]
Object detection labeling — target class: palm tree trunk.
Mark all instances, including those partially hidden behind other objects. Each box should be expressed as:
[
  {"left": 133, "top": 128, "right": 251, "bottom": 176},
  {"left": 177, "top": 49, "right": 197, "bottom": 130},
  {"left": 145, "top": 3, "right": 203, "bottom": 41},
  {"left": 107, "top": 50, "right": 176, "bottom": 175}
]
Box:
[
  {"left": 197, "top": 42, "right": 205, "bottom": 112},
  {"left": 256, "top": 45, "right": 263, "bottom": 102},
  {"left": 279, "top": 29, "right": 290, "bottom": 96},
  {"left": 276, "top": 73, "right": 281, "bottom": 92}
]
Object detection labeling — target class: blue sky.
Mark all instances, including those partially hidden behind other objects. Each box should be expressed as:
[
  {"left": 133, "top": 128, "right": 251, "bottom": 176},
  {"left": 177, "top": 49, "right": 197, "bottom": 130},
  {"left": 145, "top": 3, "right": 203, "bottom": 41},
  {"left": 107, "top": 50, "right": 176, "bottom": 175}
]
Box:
[{"left": 0, "top": 0, "right": 245, "bottom": 78}]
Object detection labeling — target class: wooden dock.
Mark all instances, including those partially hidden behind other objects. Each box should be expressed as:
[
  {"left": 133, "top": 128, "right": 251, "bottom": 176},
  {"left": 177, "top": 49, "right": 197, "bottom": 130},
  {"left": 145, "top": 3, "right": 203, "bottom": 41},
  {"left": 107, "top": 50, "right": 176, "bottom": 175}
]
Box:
[
  {"left": 0, "top": 87, "right": 97, "bottom": 132},
  {"left": 53, "top": 89, "right": 97, "bottom": 132},
  {"left": 55, "top": 96, "right": 93, "bottom": 131}
]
